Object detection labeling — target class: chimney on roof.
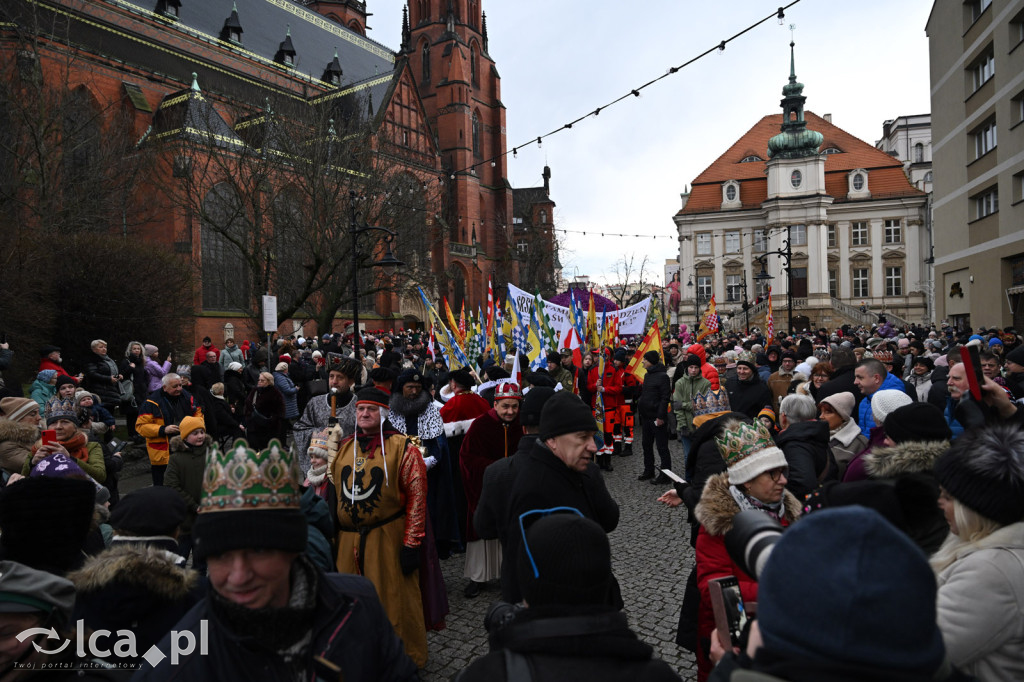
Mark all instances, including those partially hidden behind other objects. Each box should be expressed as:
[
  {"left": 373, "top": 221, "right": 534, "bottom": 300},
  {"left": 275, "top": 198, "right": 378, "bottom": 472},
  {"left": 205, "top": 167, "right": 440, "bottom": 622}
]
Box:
[
  {"left": 543, "top": 165, "right": 551, "bottom": 195},
  {"left": 823, "top": 113, "right": 832, "bottom": 123}
]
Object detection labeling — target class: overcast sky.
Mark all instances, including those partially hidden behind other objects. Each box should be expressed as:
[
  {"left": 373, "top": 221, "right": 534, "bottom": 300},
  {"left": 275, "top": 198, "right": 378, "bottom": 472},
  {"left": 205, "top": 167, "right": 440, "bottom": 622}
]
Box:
[{"left": 365, "top": 1, "right": 933, "bottom": 287}]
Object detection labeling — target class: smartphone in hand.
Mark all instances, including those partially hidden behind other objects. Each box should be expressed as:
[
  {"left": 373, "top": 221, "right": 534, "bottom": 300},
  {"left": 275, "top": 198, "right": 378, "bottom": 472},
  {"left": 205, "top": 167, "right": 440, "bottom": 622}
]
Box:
[
  {"left": 709, "top": 576, "right": 749, "bottom": 650},
  {"left": 960, "top": 345, "right": 985, "bottom": 401},
  {"left": 41, "top": 429, "right": 57, "bottom": 446}
]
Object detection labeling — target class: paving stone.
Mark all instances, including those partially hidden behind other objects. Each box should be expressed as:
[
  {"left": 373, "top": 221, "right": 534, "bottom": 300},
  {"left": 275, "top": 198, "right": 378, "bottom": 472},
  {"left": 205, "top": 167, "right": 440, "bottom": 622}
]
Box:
[{"left": 422, "top": 435, "right": 697, "bottom": 681}]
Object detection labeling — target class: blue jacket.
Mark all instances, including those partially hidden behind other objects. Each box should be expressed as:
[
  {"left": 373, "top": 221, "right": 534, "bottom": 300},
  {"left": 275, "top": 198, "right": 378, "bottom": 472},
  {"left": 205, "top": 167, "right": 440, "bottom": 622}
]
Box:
[
  {"left": 944, "top": 397, "right": 965, "bottom": 439},
  {"left": 857, "top": 372, "right": 909, "bottom": 437},
  {"left": 273, "top": 371, "right": 299, "bottom": 419}
]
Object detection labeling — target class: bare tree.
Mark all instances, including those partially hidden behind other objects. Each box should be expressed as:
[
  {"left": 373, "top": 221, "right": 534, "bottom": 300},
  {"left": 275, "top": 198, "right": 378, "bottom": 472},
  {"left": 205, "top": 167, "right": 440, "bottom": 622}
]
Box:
[
  {"left": 606, "top": 253, "right": 655, "bottom": 308},
  {"left": 153, "top": 89, "right": 442, "bottom": 338}
]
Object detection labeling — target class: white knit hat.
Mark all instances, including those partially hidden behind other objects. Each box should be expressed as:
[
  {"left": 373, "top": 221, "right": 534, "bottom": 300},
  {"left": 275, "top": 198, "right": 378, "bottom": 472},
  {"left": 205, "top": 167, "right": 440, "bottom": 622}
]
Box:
[{"left": 871, "top": 389, "right": 912, "bottom": 427}]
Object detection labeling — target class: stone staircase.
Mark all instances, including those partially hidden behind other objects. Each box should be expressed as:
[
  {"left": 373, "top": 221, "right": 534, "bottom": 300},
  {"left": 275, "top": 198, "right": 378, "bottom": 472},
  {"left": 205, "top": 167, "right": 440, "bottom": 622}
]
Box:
[{"left": 741, "top": 297, "right": 912, "bottom": 332}]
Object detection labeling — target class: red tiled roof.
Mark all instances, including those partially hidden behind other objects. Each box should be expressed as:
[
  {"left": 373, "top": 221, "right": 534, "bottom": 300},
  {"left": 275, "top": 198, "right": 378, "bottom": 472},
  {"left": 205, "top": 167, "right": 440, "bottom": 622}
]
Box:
[{"left": 679, "top": 111, "right": 924, "bottom": 215}]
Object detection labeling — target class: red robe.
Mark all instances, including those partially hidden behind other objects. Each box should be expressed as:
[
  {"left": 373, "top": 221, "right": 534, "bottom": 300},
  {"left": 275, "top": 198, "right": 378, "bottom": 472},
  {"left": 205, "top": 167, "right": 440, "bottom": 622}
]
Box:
[
  {"left": 440, "top": 391, "right": 490, "bottom": 438},
  {"left": 459, "top": 409, "right": 522, "bottom": 542}
]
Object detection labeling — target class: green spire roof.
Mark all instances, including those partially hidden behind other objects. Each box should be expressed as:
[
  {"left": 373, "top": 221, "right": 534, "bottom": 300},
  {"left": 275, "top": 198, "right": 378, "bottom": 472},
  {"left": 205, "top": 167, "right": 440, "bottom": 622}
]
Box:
[{"left": 767, "top": 42, "right": 823, "bottom": 160}]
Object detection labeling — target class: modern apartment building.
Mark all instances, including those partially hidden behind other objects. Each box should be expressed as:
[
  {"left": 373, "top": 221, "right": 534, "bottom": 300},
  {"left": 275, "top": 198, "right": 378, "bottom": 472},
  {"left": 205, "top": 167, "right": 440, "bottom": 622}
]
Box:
[{"left": 927, "top": 0, "right": 1024, "bottom": 330}]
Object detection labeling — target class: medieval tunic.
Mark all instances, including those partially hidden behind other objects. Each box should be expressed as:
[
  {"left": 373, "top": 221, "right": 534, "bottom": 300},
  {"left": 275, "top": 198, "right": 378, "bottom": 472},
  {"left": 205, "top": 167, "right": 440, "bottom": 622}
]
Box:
[
  {"left": 460, "top": 409, "right": 522, "bottom": 583},
  {"left": 330, "top": 427, "right": 429, "bottom": 667}
]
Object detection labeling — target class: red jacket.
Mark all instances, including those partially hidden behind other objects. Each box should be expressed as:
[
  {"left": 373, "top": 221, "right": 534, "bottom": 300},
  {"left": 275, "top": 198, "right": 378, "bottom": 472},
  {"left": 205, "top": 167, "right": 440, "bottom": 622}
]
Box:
[
  {"left": 38, "top": 358, "right": 71, "bottom": 378},
  {"left": 193, "top": 345, "right": 220, "bottom": 366},
  {"left": 685, "top": 343, "right": 721, "bottom": 391},
  {"left": 587, "top": 363, "right": 623, "bottom": 411}
]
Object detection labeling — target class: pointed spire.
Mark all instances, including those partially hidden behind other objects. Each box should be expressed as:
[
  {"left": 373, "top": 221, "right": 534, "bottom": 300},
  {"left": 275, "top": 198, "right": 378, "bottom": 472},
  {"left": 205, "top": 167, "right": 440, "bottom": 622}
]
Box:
[
  {"left": 322, "top": 47, "right": 343, "bottom": 86},
  {"left": 766, "top": 40, "right": 822, "bottom": 159},
  {"left": 276, "top": 24, "right": 296, "bottom": 66},
  {"left": 401, "top": 5, "right": 411, "bottom": 51},
  {"left": 190, "top": 72, "right": 200, "bottom": 92},
  {"left": 481, "top": 11, "right": 489, "bottom": 52},
  {"left": 222, "top": 1, "right": 243, "bottom": 43}
]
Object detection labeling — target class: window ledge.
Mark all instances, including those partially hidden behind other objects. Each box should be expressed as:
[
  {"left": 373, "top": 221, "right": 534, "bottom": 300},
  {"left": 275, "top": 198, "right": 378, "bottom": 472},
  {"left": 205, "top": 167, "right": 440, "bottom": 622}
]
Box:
[
  {"left": 1012, "top": 198, "right": 1024, "bottom": 207},
  {"left": 965, "top": 78, "right": 993, "bottom": 104},
  {"left": 1010, "top": 119, "right": 1024, "bottom": 132},
  {"left": 968, "top": 212, "right": 999, "bottom": 225},
  {"left": 1010, "top": 38, "right": 1024, "bottom": 56},
  {"left": 967, "top": 148, "right": 997, "bottom": 167}
]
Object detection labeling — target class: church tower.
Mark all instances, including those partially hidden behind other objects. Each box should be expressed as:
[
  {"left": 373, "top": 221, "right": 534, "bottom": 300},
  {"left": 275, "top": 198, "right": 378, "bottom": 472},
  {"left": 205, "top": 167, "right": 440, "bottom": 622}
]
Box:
[
  {"left": 401, "top": 0, "right": 513, "bottom": 310},
  {"left": 304, "top": 1, "right": 369, "bottom": 36}
]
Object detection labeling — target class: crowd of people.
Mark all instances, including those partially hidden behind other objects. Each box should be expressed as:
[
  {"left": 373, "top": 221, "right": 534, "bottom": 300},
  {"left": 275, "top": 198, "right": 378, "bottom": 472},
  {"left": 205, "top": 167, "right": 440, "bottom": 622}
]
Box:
[{"left": 0, "top": 315, "right": 1020, "bottom": 681}]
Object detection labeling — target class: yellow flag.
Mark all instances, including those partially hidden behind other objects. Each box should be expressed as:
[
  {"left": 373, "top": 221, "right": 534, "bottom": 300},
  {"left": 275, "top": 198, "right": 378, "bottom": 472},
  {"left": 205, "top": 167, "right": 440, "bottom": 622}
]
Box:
[{"left": 625, "top": 320, "right": 664, "bottom": 381}]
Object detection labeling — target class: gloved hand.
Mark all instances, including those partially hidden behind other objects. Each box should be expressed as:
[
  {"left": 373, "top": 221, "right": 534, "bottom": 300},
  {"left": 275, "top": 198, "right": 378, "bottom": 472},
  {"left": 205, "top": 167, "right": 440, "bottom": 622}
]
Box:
[
  {"left": 400, "top": 545, "right": 420, "bottom": 575},
  {"left": 423, "top": 455, "right": 438, "bottom": 471}
]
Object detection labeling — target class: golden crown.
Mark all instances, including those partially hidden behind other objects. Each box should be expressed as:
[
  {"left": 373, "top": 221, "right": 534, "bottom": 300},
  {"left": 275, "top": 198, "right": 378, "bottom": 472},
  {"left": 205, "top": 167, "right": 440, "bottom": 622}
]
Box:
[
  {"left": 715, "top": 421, "right": 776, "bottom": 468},
  {"left": 199, "top": 439, "right": 303, "bottom": 513}
]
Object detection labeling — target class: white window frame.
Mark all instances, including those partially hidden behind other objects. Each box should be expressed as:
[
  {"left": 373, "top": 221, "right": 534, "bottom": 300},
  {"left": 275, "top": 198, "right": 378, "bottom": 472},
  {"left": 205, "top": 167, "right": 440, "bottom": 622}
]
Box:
[
  {"left": 828, "top": 269, "right": 837, "bottom": 298},
  {"left": 852, "top": 268, "right": 869, "bottom": 298},
  {"left": 974, "top": 120, "right": 997, "bottom": 159},
  {"left": 972, "top": 51, "right": 994, "bottom": 92},
  {"left": 975, "top": 187, "right": 999, "bottom": 219},
  {"left": 789, "top": 224, "right": 807, "bottom": 246},
  {"left": 851, "top": 221, "right": 868, "bottom": 246},
  {"left": 725, "top": 231, "right": 740, "bottom": 253},
  {"left": 696, "top": 233, "right": 712, "bottom": 256},
  {"left": 697, "top": 275, "right": 712, "bottom": 300},
  {"left": 753, "top": 231, "right": 767, "bottom": 253},
  {"left": 826, "top": 225, "right": 836, "bottom": 248},
  {"left": 726, "top": 274, "right": 741, "bottom": 302},
  {"left": 884, "top": 219, "right": 902, "bottom": 244},
  {"left": 885, "top": 266, "right": 903, "bottom": 297}
]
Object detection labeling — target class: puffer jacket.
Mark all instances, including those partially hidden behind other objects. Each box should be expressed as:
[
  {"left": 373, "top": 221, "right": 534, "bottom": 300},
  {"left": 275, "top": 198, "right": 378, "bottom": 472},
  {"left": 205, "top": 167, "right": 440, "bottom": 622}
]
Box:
[
  {"left": 686, "top": 344, "right": 721, "bottom": 390},
  {"left": 0, "top": 419, "right": 39, "bottom": 474},
  {"left": 164, "top": 435, "right": 208, "bottom": 534},
  {"left": 857, "top": 372, "right": 909, "bottom": 436},
  {"left": 30, "top": 379, "right": 55, "bottom": 414},
  {"left": 83, "top": 352, "right": 120, "bottom": 406},
  {"left": 273, "top": 371, "right": 300, "bottom": 419},
  {"left": 135, "top": 390, "right": 202, "bottom": 466}
]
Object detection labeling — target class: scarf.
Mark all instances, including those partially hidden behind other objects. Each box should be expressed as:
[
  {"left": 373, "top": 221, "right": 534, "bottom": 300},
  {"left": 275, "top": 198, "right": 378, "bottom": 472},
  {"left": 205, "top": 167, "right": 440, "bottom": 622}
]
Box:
[
  {"left": 59, "top": 432, "right": 90, "bottom": 464},
  {"left": 211, "top": 555, "right": 318, "bottom": 661},
  {"left": 306, "top": 463, "right": 327, "bottom": 487},
  {"left": 729, "top": 484, "right": 784, "bottom": 522}
]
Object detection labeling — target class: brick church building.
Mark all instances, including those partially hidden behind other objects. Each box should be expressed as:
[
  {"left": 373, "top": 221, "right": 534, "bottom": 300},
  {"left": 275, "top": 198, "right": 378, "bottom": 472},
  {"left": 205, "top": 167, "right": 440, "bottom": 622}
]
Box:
[{"left": 1, "top": 0, "right": 555, "bottom": 342}]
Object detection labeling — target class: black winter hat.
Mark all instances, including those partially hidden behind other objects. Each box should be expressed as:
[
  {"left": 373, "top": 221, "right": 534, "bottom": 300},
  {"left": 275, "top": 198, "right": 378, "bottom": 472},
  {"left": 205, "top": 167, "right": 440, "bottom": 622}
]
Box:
[
  {"left": 934, "top": 424, "right": 1024, "bottom": 526},
  {"left": 449, "top": 367, "right": 475, "bottom": 389},
  {"left": 883, "top": 403, "right": 952, "bottom": 445},
  {"left": 1005, "top": 344, "right": 1024, "bottom": 367},
  {"left": 758, "top": 507, "right": 946, "bottom": 675},
  {"left": 110, "top": 486, "right": 187, "bottom": 536},
  {"left": 643, "top": 350, "right": 661, "bottom": 366},
  {"left": 517, "top": 513, "right": 611, "bottom": 607},
  {"left": 520, "top": 387, "right": 555, "bottom": 427},
  {"left": 539, "top": 391, "right": 596, "bottom": 440},
  {"left": 394, "top": 369, "right": 424, "bottom": 391},
  {"left": 546, "top": 351, "right": 561, "bottom": 364}
]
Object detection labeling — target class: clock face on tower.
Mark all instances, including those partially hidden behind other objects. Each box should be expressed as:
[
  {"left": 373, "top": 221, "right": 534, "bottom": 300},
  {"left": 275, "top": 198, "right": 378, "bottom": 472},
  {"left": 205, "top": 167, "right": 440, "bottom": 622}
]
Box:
[{"left": 791, "top": 170, "right": 802, "bottom": 189}]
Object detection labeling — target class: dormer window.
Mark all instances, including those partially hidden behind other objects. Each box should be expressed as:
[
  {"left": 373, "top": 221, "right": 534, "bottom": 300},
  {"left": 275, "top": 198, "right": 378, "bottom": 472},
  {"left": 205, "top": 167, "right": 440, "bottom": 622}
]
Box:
[
  {"left": 722, "top": 180, "right": 741, "bottom": 208},
  {"left": 848, "top": 169, "right": 870, "bottom": 198},
  {"left": 221, "top": 3, "right": 244, "bottom": 45},
  {"left": 230, "top": 29, "right": 241, "bottom": 42},
  {"left": 157, "top": 0, "right": 181, "bottom": 18},
  {"left": 275, "top": 26, "right": 297, "bottom": 68},
  {"left": 740, "top": 155, "right": 763, "bottom": 163},
  {"left": 322, "top": 50, "right": 343, "bottom": 86},
  {"left": 822, "top": 146, "right": 842, "bottom": 155}
]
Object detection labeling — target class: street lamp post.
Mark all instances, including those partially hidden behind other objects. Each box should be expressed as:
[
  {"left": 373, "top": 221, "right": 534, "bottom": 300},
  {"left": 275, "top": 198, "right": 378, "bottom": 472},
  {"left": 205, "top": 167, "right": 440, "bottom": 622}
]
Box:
[
  {"left": 349, "top": 191, "right": 404, "bottom": 349},
  {"left": 739, "top": 276, "right": 750, "bottom": 335},
  {"left": 753, "top": 226, "right": 793, "bottom": 335}
]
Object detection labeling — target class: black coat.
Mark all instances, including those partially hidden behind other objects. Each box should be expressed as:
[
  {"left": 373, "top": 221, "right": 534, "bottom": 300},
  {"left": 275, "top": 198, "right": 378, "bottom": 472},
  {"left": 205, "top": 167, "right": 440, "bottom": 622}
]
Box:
[
  {"left": 223, "top": 369, "right": 248, "bottom": 410},
  {"left": 133, "top": 559, "right": 417, "bottom": 682},
  {"left": 774, "top": 419, "right": 835, "bottom": 501},
  {"left": 83, "top": 352, "right": 120, "bottom": 405},
  {"left": 724, "top": 374, "right": 773, "bottom": 419},
  {"left": 455, "top": 606, "right": 682, "bottom": 682},
  {"left": 118, "top": 353, "right": 148, "bottom": 404},
  {"left": 208, "top": 397, "right": 245, "bottom": 444},
  {"left": 637, "top": 364, "right": 671, "bottom": 419},
  {"left": 504, "top": 440, "right": 619, "bottom": 604}
]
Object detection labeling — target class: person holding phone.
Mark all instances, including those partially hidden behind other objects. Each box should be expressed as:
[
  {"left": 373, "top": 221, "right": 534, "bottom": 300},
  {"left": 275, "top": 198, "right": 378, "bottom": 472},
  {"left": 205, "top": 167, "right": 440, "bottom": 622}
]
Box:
[
  {"left": 693, "top": 421, "right": 801, "bottom": 682},
  {"left": 25, "top": 398, "right": 106, "bottom": 483}
]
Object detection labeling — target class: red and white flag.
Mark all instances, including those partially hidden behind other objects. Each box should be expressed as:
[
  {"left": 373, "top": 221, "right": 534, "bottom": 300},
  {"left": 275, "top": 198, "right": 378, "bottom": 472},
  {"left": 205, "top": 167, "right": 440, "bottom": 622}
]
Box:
[{"left": 766, "top": 286, "right": 774, "bottom": 345}]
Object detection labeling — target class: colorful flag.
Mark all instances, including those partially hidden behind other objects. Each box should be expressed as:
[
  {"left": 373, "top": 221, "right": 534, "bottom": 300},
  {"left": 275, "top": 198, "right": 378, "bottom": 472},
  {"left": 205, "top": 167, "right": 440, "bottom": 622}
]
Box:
[
  {"left": 696, "top": 294, "right": 719, "bottom": 342},
  {"left": 459, "top": 301, "right": 466, "bottom": 343},
  {"left": 586, "top": 291, "right": 598, "bottom": 350},
  {"left": 486, "top": 280, "right": 495, "bottom": 351},
  {"left": 594, "top": 342, "right": 605, "bottom": 433},
  {"left": 444, "top": 297, "right": 463, "bottom": 348},
  {"left": 625, "top": 320, "right": 664, "bottom": 381},
  {"left": 766, "top": 286, "right": 774, "bottom": 346},
  {"left": 495, "top": 297, "right": 506, "bottom": 358},
  {"left": 508, "top": 301, "right": 529, "bottom": 357},
  {"left": 427, "top": 323, "right": 436, "bottom": 360},
  {"left": 526, "top": 305, "right": 545, "bottom": 371},
  {"left": 535, "top": 291, "right": 557, "bottom": 353}
]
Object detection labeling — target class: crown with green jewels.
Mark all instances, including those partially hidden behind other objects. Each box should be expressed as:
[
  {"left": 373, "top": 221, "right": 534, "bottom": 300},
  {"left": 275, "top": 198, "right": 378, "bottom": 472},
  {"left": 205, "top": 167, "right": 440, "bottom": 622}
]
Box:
[
  {"left": 715, "top": 421, "right": 778, "bottom": 469},
  {"left": 199, "top": 439, "right": 303, "bottom": 513},
  {"left": 693, "top": 388, "right": 731, "bottom": 417}
]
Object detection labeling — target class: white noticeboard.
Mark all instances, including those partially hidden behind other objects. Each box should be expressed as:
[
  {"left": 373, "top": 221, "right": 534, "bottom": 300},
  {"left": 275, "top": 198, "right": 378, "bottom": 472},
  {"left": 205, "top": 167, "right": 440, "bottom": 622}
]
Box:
[{"left": 262, "top": 295, "right": 278, "bottom": 333}]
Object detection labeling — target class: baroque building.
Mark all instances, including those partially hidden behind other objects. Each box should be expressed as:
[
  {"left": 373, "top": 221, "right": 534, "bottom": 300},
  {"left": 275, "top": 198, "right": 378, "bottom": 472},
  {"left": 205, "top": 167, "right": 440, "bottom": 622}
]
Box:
[{"left": 673, "top": 44, "right": 930, "bottom": 333}]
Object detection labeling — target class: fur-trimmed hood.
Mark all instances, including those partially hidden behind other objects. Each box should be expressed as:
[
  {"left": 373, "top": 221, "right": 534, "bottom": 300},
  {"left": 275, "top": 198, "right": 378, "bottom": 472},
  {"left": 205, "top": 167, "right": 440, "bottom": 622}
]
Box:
[
  {"left": 694, "top": 472, "right": 802, "bottom": 537},
  {"left": 69, "top": 544, "right": 198, "bottom": 600},
  {"left": 168, "top": 433, "right": 210, "bottom": 454},
  {"left": 864, "top": 440, "right": 949, "bottom": 480},
  {"left": 0, "top": 419, "right": 39, "bottom": 445}
]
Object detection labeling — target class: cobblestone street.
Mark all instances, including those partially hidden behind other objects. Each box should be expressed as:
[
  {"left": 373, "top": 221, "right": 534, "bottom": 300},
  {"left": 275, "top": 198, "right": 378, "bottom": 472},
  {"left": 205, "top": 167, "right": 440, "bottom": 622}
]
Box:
[{"left": 421, "top": 437, "right": 697, "bottom": 681}]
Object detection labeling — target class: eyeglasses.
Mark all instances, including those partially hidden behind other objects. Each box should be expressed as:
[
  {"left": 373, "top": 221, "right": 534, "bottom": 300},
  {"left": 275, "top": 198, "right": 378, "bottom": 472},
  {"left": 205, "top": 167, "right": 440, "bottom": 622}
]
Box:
[
  {"left": 518, "top": 506, "right": 584, "bottom": 579},
  {"left": 765, "top": 466, "right": 789, "bottom": 482}
]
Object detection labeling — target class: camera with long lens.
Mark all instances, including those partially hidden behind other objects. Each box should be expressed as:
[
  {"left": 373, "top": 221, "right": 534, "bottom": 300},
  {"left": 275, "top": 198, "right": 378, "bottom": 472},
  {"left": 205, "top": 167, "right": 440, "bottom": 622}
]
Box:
[{"left": 724, "top": 510, "right": 784, "bottom": 581}]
